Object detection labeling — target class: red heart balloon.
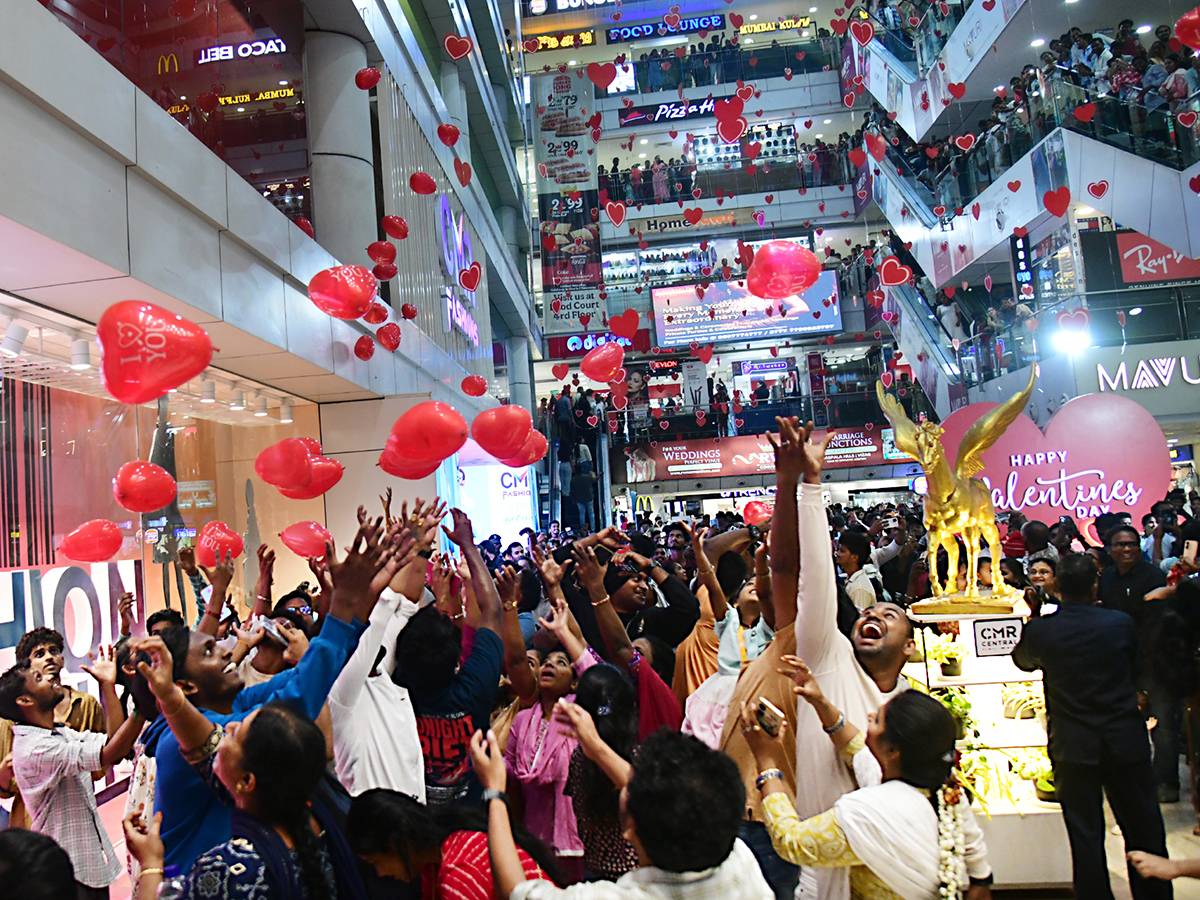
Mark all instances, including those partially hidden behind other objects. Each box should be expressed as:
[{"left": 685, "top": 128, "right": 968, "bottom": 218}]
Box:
[
  {"left": 354, "top": 335, "right": 376, "bottom": 360},
  {"left": 112, "top": 461, "right": 177, "bottom": 513},
  {"left": 409, "top": 172, "right": 437, "bottom": 194},
  {"left": 377, "top": 322, "right": 401, "bottom": 351},
  {"left": 743, "top": 500, "right": 774, "bottom": 526},
  {"left": 437, "top": 123, "right": 461, "bottom": 146},
  {"left": 295, "top": 218, "right": 315, "bottom": 239},
  {"left": 382, "top": 216, "right": 409, "bottom": 240},
  {"left": 97, "top": 301, "right": 213, "bottom": 404},
  {"left": 501, "top": 429, "right": 549, "bottom": 467},
  {"left": 296, "top": 437, "right": 323, "bottom": 456},
  {"left": 196, "top": 520, "right": 243, "bottom": 567},
  {"left": 255, "top": 438, "right": 314, "bottom": 490},
  {"left": 462, "top": 375, "right": 488, "bottom": 396},
  {"left": 379, "top": 436, "right": 443, "bottom": 479},
  {"left": 308, "top": 266, "right": 378, "bottom": 319},
  {"left": 580, "top": 342, "right": 625, "bottom": 383},
  {"left": 472, "top": 406, "right": 534, "bottom": 459},
  {"left": 355, "top": 67, "right": 382, "bottom": 90},
  {"left": 367, "top": 241, "right": 396, "bottom": 264},
  {"left": 60, "top": 519, "right": 123, "bottom": 562},
  {"left": 279, "top": 457, "right": 344, "bottom": 499},
  {"left": 389, "top": 401, "right": 468, "bottom": 463},
  {"left": 745, "top": 241, "right": 821, "bottom": 299},
  {"left": 401, "top": 303, "right": 419, "bottom": 320},
  {"left": 363, "top": 302, "right": 390, "bottom": 325},
  {"left": 280, "top": 521, "right": 334, "bottom": 558},
  {"left": 373, "top": 263, "right": 398, "bottom": 281}
]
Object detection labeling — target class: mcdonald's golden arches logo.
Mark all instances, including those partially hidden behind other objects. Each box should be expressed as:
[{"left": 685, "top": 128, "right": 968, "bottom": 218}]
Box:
[
  {"left": 634, "top": 495, "right": 654, "bottom": 514},
  {"left": 157, "top": 54, "right": 179, "bottom": 75}
]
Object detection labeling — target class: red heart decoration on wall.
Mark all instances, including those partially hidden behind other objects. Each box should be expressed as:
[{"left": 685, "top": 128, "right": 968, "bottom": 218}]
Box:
[
  {"left": 939, "top": 393, "right": 1170, "bottom": 535},
  {"left": 443, "top": 34, "right": 473, "bottom": 59}
]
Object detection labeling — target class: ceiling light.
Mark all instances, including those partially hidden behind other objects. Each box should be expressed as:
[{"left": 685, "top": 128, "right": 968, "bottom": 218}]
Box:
[
  {"left": 1031, "top": 38, "right": 1045, "bottom": 47},
  {"left": 815, "top": 133, "right": 823, "bottom": 138},
  {"left": 639, "top": 152, "right": 647, "bottom": 158},
  {"left": 70, "top": 339, "right": 91, "bottom": 370},
  {"left": 568, "top": 59, "right": 577, "bottom": 65},
  {"left": 254, "top": 396, "right": 269, "bottom": 417},
  {"left": 750, "top": 13, "right": 758, "bottom": 19},
  {"left": 280, "top": 400, "right": 293, "bottom": 424},
  {"left": 279, "top": 80, "right": 288, "bottom": 85},
  {"left": 823, "top": 119, "right": 832, "bottom": 124},
  {"left": 809, "top": 5, "right": 818, "bottom": 10},
  {"left": 0, "top": 322, "right": 28, "bottom": 358},
  {"left": 1129, "top": 306, "right": 1143, "bottom": 316},
  {"left": 229, "top": 389, "right": 245, "bottom": 410},
  {"left": 802, "top": 30, "right": 810, "bottom": 36},
  {"left": 1053, "top": 328, "right": 1091, "bottom": 355},
  {"left": 745, "top": 37, "right": 754, "bottom": 43},
  {"left": 640, "top": 138, "right": 648, "bottom": 144},
  {"left": 180, "top": 95, "right": 187, "bottom": 100},
  {"left": 200, "top": 380, "right": 216, "bottom": 403},
  {"left": 1136, "top": 24, "right": 1152, "bottom": 33}
]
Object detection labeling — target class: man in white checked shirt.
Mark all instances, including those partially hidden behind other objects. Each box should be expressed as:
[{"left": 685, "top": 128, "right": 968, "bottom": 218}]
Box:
[{"left": 0, "top": 646, "right": 143, "bottom": 900}]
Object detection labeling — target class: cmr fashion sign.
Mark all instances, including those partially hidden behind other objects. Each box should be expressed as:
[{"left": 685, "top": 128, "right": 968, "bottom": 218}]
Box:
[{"left": 938, "top": 392, "right": 1170, "bottom": 530}]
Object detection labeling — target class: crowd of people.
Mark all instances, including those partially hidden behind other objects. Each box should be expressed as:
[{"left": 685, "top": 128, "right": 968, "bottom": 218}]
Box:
[{"left": 3, "top": 420, "right": 1200, "bottom": 899}]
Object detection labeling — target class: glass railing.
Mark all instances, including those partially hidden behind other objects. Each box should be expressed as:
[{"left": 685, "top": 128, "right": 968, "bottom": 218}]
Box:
[
  {"left": 912, "top": 0, "right": 966, "bottom": 75},
  {"left": 845, "top": 6, "right": 918, "bottom": 66},
  {"left": 952, "top": 283, "right": 1200, "bottom": 388},
  {"left": 591, "top": 34, "right": 841, "bottom": 99}
]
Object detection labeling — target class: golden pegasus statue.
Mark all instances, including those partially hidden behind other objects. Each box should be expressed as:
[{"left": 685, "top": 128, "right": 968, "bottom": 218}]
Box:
[{"left": 877, "top": 366, "right": 1036, "bottom": 609}]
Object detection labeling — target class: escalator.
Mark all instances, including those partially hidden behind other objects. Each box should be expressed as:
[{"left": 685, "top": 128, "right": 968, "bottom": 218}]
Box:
[{"left": 881, "top": 278, "right": 965, "bottom": 420}]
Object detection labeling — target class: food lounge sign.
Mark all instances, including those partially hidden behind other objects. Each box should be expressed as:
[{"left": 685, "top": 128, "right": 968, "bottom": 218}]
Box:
[{"left": 937, "top": 392, "right": 1170, "bottom": 529}]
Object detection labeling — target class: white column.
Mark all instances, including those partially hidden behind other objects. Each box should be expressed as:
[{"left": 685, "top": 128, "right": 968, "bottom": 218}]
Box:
[
  {"left": 304, "top": 31, "right": 375, "bottom": 267},
  {"left": 441, "top": 61, "right": 469, "bottom": 163},
  {"left": 497, "top": 204, "right": 524, "bottom": 271},
  {"left": 505, "top": 334, "right": 533, "bottom": 413}
]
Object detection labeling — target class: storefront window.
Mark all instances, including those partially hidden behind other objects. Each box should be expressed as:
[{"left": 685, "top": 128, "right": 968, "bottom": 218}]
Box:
[{"left": 42, "top": 0, "right": 311, "bottom": 222}]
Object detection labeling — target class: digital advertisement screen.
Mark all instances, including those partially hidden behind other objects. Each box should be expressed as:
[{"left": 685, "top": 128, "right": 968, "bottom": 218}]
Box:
[{"left": 651, "top": 270, "right": 842, "bottom": 347}]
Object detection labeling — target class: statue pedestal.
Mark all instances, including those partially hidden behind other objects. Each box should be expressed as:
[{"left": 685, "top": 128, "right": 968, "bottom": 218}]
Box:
[{"left": 909, "top": 587, "right": 1025, "bottom": 618}]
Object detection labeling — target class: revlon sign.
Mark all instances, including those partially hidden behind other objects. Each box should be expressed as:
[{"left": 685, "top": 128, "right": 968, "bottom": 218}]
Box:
[{"left": 938, "top": 392, "right": 1170, "bottom": 530}]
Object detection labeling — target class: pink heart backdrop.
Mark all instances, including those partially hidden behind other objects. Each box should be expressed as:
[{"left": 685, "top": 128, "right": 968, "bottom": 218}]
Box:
[{"left": 938, "top": 392, "right": 1171, "bottom": 540}]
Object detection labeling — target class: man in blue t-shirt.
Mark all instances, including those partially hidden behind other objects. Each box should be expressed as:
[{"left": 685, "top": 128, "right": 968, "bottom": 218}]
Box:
[{"left": 394, "top": 509, "right": 504, "bottom": 806}]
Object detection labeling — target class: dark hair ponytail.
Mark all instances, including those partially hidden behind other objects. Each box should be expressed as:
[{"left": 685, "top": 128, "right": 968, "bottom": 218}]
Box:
[
  {"left": 240, "top": 703, "right": 333, "bottom": 900},
  {"left": 880, "top": 691, "right": 958, "bottom": 795},
  {"left": 573, "top": 664, "right": 637, "bottom": 825}
]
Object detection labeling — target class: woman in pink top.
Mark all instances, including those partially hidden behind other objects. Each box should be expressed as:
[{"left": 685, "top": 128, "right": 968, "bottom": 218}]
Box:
[
  {"left": 651, "top": 159, "right": 668, "bottom": 203},
  {"left": 504, "top": 569, "right": 596, "bottom": 883}
]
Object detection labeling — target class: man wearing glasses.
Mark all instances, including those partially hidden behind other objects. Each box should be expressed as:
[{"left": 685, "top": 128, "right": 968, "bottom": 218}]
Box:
[{"left": 1098, "top": 524, "right": 1176, "bottom": 802}]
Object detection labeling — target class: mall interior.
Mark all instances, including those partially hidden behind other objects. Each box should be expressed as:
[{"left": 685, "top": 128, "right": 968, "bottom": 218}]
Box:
[{"left": 3, "top": 0, "right": 1200, "bottom": 894}]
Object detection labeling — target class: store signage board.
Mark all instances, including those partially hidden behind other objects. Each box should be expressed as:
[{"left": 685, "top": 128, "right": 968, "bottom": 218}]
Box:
[
  {"left": 197, "top": 38, "right": 288, "bottom": 65},
  {"left": 625, "top": 206, "right": 756, "bottom": 233},
  {"left": 543, "top": 287, "right": 605, "bottom": 334},
  {"left": 438, "top": 194, "right": 481, "bottom": 346},
  {"left": 619, "top": 96, "right": 716, "bottom": 128},
  {"left": 614, "top": 429, "right": 890, "bottom": 484},
  {"left": 606, "top": 14, "right": 725, "bottom": 42},
  {"left": 651, "top": 271, "right": 842, "bottom": 347},
  {"left": 738, "top": 16, "right": 812, "bottom": 35},
  {"left": 525, "top": 0, "right": 616, "bottom": 16},
  {"left": 937, "top": 392, "right": 1171, "bottom": 534},
  {"left": 1117, "top": 232, "right": 1200, "bottom": 285},
  {"left": 547, "top": 329, "right": 652, "bottom": 358},
  {"left": 735, "top": 359, "right": 795, "bottom": 376},
  {"left": 973, "top": 618, "right": 1023, "bottom": 657},
  {"left": 525, "top": 30, "right": 596, "bottom": 52}
]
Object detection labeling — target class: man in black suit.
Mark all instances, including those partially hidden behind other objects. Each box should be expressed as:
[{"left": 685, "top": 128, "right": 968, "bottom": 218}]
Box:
[{"left": 1013, "top": 553, "right": 1172, "bottom": 900}]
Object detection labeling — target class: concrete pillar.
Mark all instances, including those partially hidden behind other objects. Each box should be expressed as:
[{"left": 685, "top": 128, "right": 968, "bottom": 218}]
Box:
[
  {"left": 441, "top": 62, "right": 469, "bottom": 162},
  {"left": 497, "top": 204, "right": 523, "bottom": 266},
  {"left": 304, "top": 31, "right": 375, "bottom": 266},
  {"left": 505, "top": 334, "right": 533, "bottom": 413}
]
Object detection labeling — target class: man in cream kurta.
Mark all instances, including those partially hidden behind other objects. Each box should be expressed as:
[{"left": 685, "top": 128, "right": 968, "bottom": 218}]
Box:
[{"left": 791, "top": 435, "right": 916, "bottom": 900}]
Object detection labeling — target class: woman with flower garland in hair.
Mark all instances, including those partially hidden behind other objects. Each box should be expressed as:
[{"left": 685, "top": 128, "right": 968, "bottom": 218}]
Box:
[{"left": 740, "top": 671, "right": 995, "bottom": 899}]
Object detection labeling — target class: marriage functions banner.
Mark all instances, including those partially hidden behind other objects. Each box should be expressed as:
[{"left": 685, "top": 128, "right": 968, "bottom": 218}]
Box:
[{"left": 533, "top": 71, "right": 603, "bottom": 334}]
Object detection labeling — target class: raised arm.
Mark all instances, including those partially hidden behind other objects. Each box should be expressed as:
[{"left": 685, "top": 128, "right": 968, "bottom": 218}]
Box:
[
  {"left": 538, "top": 596, "right": 590, "bottom": 664},
  {"left": 767, "top": 417, "right": 803, "bottom": 630},
  {"left": 80, "top": 646, "right": 143, "bottom": 768},
  {"left": 497, "top": 565, "right": 537, "bottom": 708},
  {"left": 251, "top": 544, "right": 275, "bottom": 620},
  {"left": 392, "top": 498, "right": 448, "bottom": 603},
  {"left": 573, "top": 544, "right": 634, "bottom": 668},
  {"left": 195, "top": 553, "right": 235, "bottom": 638},
  {"left": 444, "top": 509, "right": 503, "bottom": 636},
  {"left": 129, "top": 635, "right": 216, "bottom": 755},
  {"left": 755, "top": 543, "right": 777, "bottom": 631},
  {"left": 686, "top": 523, "right": 728, "bottom": 622},
  {"left": 794, "top": 423, "right": 838, "bottom": 664}
]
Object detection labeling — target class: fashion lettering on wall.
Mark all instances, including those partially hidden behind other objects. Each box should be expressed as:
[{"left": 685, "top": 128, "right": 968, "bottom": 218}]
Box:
[
  {"left": 197, "top": 39, "right": 288, "bottom": 65},
  {"left": 438, "top": 194, "right": 480, "bottom": 347}
]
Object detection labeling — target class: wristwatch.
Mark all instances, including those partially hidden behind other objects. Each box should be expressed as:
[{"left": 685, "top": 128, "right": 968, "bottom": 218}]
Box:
[
  {"left": 747, "top": 524, "right": 762, "bottom": 543},
  {"left": 481, "top": 789, "right": 508, "bottom": 807}
]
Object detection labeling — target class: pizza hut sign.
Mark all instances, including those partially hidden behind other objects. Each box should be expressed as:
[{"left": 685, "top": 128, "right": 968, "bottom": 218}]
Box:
[{"left": 938, "top": 392, "right": 1170, "bottom": 531}]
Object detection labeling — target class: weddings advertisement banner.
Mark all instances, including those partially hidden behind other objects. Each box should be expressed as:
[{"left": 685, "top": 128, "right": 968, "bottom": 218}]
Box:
[{"left": 533, "top": 71, "right": 603, "bottom": 332}]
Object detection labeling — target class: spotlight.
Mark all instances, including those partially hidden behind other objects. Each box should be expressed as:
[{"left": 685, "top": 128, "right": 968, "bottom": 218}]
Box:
[
  {"left": 1053, "top": 329, "right": 1091, "bottom": 355},
  {"left": 254, "top": 397, "right": 269, "bottom": 417},
  {"left": 0, "top": 322, "right": 29, "bottom": 358},
  {"left": 280, "top": 400, "right": 293, "bottom": 424},
  {"left": 200, "top": 380, "right": 216, "bottom": 403},
  {"left": 230, "top": 389, "right": 245, "bottom": 410},
  {"left": 70, "top": 339, "right": 91, "bottom": 370}
]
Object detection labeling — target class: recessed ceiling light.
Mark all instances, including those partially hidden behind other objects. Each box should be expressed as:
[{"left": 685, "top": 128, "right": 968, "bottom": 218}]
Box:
[
  {"left": 236, "top": 107, "right": 245, "bottom": 112},
  {"left": 809, "top": 5, "right": 818, "bottom": 10},
  {"left": 1031, "top": 38, "right": 1045, "bottom": 46},
  {"left": 640, "top": 138, "right": 648, "bottom": 144},
  {"left": 802, "top": 30, "right": 810, "bottom": 36},
  {"left": 745, "top": 37, "right": 754, "bottom": 43},
  {"left": 568, "top": 59, "right": 577, "bottom": 65},
  {"left": 823, "top": 119, "right": 832, "bottom": 124},
  {"left": 750, "top": 14, "right": 758, "bottom": 19},
  {"left": 639, "top": 152, "right": 647, "bottom": 158},
  {"left": 279, "top": 80, "right": 288, "bottom": 85},
  {"left": 1136, "top": 24, "right": 1152, "bottom": 33},
  {"left": 1129, "top": 306, "right": 1144, "bottom": 316}
]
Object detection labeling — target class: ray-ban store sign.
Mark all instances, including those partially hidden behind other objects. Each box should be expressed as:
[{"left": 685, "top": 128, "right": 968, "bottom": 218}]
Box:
[
  {"left": 606, "top": 14, "right": 725, "bottom": 43},
  {"left": 619, "top": 96, "right": 715, "bottom": 128}
]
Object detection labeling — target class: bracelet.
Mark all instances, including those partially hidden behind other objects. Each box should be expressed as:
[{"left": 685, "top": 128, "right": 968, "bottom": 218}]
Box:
[
  {"left": 755, "top": 768, "right": 783, "bottom": 790},
  {"left": 136, "top": 868, "right": 165, "bottom": 892},
  {"left": 235, "top": 638, "right": 249, "bottom": 649},
  {"left": 823, "top": 712, "right": 846, "bottom": 735},
  {"left": 481, "top": 788, "right": 508, "bottom": 807},
  {"left": 592, "top": 595, "right": 611, "bottom": 607},
  {"left": 503, "top": 601, "right": 518, "bottom": 611}
]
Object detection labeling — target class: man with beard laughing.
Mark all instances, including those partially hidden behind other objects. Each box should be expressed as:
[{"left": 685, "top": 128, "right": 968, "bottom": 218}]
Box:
[{"left": 788, "top": 420, "right": 930, "bottom": 900}]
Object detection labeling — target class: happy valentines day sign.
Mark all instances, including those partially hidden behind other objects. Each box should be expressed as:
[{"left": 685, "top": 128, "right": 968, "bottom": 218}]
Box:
[{"left": 938, "top": 392, "right": 1171, "bottom": 529}]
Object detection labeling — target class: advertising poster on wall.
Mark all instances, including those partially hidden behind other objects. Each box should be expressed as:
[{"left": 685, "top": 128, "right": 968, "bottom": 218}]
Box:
[
  {"left": 651, "top": 270, "right": 843, "bottom": 347},
  {"left": 543, "top": 286, "right": 606, "bottom": 334},
  {"left": 533, "top": 71, "right": 602, "bottom": 324}
]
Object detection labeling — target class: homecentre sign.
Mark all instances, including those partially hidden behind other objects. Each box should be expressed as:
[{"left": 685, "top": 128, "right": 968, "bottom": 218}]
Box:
[{"left": 1076, "top": 339, "right": 1200, "bottom": 418}]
